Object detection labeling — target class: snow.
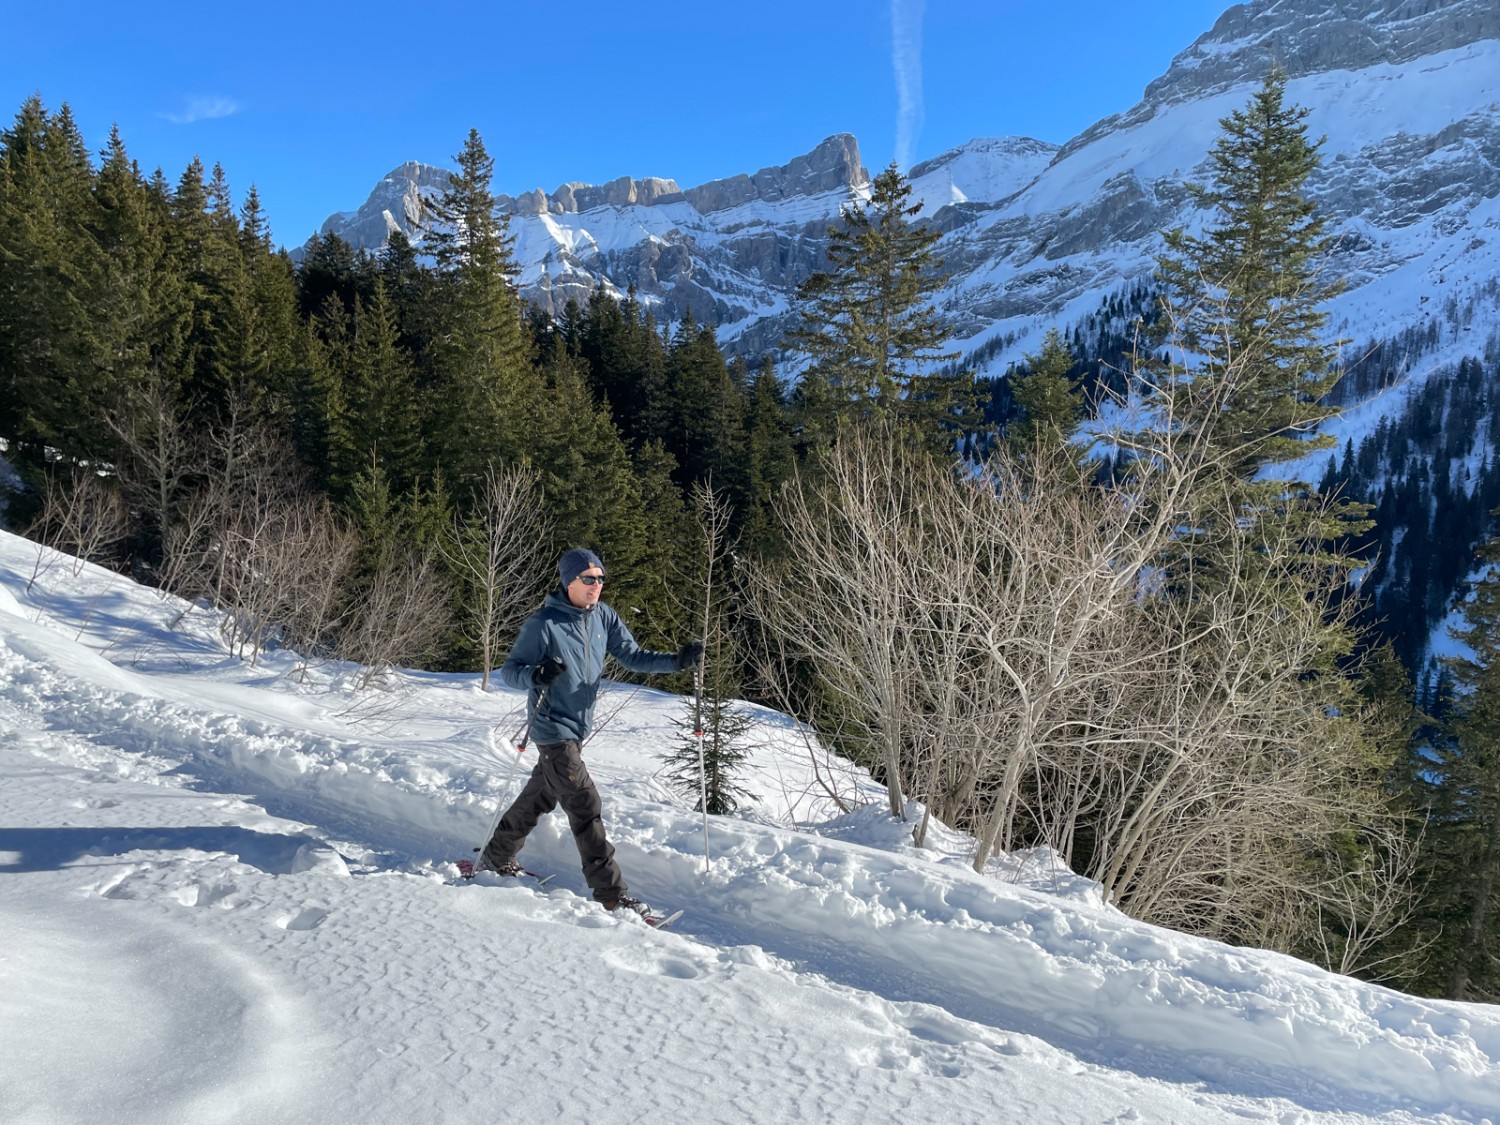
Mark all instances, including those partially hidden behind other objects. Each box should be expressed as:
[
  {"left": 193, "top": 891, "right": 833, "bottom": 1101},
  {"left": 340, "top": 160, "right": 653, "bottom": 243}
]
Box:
[
  {"left": 3, "top": 528, "right": 1500, "bottom": 1124},
  {"left": 905, "top": 137, "right": 1059, "bottom": 216}
]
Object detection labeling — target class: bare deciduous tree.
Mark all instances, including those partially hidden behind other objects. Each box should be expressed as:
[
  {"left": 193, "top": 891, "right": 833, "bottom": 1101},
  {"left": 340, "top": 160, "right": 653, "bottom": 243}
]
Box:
[
  {"left": 440, "top": 463, "right": 549, "bottom": 688},
  {"left": 108, "top": 378, "right": 196, "bottom": 590}
]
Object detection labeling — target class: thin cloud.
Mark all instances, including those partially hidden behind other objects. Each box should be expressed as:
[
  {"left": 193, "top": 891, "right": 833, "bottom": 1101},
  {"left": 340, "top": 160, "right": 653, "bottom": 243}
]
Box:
[
  {"left": 890, "top": 0, "right": 925, "bottom": 171},
  {"left": 159, "top": 96, "right": 241, "bottom": 125}
]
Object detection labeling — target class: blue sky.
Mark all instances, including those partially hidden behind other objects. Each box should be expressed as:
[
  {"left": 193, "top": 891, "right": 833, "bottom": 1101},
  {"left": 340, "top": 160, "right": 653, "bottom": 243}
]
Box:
[{"left": 6, "top": 1, "right": 1232, "bottom": 250}]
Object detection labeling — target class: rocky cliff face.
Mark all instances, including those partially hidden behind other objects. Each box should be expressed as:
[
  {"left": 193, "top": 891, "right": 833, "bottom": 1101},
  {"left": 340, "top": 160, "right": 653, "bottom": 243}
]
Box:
[
  {"left": 315, "top": 161, "right": 452, "bottom": 250},
  {"left": 310, "top": 134, "right": 871, "bottom": 331},
  {"left": 1154, "top": 0, "right": 1500, "bottom": 99},
  {"left": 309, "top": 0, "right": 1500, "bottom": 376}
]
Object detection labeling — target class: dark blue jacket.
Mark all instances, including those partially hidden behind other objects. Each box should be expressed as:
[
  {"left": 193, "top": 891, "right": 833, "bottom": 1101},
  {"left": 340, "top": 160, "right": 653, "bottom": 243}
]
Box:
[{"left": 499, "top": 589, "right": 680, "bottom": 744}]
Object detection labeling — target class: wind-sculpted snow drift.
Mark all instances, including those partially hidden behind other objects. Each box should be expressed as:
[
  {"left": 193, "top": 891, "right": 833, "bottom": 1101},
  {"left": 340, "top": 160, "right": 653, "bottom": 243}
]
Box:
[{"left": 2, "top": 530, "right": 1498, "bottom": 1124}]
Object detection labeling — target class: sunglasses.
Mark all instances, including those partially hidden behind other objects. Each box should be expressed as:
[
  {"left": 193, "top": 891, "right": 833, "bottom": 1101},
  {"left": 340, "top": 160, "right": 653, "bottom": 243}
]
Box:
[{"left": 577, "top": 574, "right": 606, "bottom": 586}]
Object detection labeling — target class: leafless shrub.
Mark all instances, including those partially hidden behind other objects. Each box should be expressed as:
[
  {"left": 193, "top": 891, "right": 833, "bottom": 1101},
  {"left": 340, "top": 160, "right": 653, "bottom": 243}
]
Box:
[
  {"left": 108, "top": 378, "right": 196, "bottom": 587},
  {"left": 285, "top": 505, "right": 362, "bottom": 681},
  {"left": 215, "top": 490, "right": 360, "bottom": 668},
  {"left": 745, "top": 372, "right": 1415, "bottom": 961},
  {"left": 26, "top": 465, "right": 129, "bottom": 586},
  {"left": 338, "top": 547, "right": 453, "bottom": 688}
]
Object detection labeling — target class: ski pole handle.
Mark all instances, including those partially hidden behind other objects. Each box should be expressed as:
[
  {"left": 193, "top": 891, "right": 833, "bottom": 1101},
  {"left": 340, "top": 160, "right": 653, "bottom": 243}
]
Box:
[{"left": 512, "top": 685, "right": 551, "bottom": 753}]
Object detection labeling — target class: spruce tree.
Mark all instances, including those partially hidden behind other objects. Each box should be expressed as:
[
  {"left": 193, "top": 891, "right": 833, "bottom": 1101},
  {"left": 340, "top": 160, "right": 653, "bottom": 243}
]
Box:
[
  {"left": 329, "top": 279, "right": 423, "bottom": 500},
  {"left": 1154, "top": 69, "right": 1342, "bottom": 477},
  {"left": 660, "top": 483, "right": 754, "bottom": 815},
  {"left": 1006, "top": 328, "right": 1085, "bottom": 455},
  {"left": 290, "top": 319, "right": 340, "bottom": 489},
  {"left": 789, "top": 162, "right": 974, "bottom": 453},
  {"left": 237, "top": 185, "right": 301, "bottom": 420},
  {"left": 665, "top": 316, "right": 747, "bottom": 497},
  {"left": 423, "top": 129, "right": 537, "bottom": 495},
  {"left": 1425, "top": 533, "right": 1500, "bottom": 1000},
  {"left": 741, "top": 359, "right": 796, "bottom": 553},
  {"left": 1143, "top": 70, "right": 1370, "bottom": 595},
  {"left": 169, "top": 156, "right": 265, "bottom": 421},
  {"left": 91, "top": 126, "right": 169, "bottom": 445},
  {"left": 629, "top": 437, "right": 696, "bottom": 643},
  {"left": 296, "top": 231, "right": 373, "bottom": 321},
  {"left": 525, "top": 342, "right": 659, "bottom": 634},
  {"left": 0, "top": 97, "right": 106, "bottom": 464},
  {"left": 1133, "top": 72, "right": 1404, "bottom": 973},
  {"left": 379, "top": 228, "right": 438, "bottom": 374}
]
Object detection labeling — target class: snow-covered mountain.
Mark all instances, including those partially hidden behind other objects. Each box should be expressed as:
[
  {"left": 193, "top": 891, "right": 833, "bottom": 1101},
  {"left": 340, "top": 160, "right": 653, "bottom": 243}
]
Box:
[
  {"left": 5, "top": 530, "right": 1500, "bottom": 1123},
  {"left": 310, "top": 0, "right": 1500, "bottom": 377}
]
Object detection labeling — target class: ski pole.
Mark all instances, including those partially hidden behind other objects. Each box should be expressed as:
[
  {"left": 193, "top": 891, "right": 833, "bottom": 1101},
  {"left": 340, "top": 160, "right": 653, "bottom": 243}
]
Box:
[{"left": 693, "top": 663, "right": 710, "bottom": 873}]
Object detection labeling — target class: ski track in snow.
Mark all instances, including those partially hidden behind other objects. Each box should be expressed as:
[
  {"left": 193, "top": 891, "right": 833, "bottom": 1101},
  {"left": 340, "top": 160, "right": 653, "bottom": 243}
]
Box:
[{"left": 3, "top": 535, "right": 1500, "bottom": 1124}]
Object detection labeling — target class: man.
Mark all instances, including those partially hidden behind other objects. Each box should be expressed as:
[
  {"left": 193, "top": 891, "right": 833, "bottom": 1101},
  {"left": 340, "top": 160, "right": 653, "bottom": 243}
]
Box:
[{"left": 478, "top": 547, "right": 704, "bottom": 919}]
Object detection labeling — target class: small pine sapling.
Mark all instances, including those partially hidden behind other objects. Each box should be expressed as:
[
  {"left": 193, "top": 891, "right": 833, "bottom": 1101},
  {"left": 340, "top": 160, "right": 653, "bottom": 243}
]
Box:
[{"left": 660, "top": 482, "right": 755, "bottom": 817}]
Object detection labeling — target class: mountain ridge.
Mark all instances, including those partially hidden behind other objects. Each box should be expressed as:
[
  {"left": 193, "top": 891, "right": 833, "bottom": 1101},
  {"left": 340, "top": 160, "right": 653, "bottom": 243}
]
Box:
[{"left": 309, "top": 0, "right": 1500, "bottom": 384}]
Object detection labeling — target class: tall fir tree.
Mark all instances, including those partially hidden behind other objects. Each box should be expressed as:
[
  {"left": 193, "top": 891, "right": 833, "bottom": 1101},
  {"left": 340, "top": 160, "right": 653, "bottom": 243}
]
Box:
[
  {"left": 330, "top": 278, "right": 424, "bottom": 499},
  {"left": 628, "top": 437, "right": 697, "bottom": 643},
  {"left": 789, "top": 162, "right": 975, "bottom": 454},
  {"left": 91, "top": 125, "right": 178, "bottom": 441},
  {"left": 378, "top": 228, "right": 439, "bottom": 375},
  {"left": 1142, "top": 69, "right": 1370, "bottom": 597},
  {"left": 1154, "top": 69, "right": 1342, "bottom": 478},
  {"left": 423, "top": 129, "right": 537, "bottom": 496},
  {"left": 296, "top": 231, "right": 373, "bottom": 321},
  {"left": 740, "top": 359, "right": 796, "bottom": 554},
  {"left": 236, "top": 184, "right": 301, "bottom": 422},
  {"left": 0, "top": 97, "right": 106, "bottom": 465},
  {"left": 526, "top": 340, "right": 661, "bottom": 636},
  {"left": 665, "top": 315, "right": 747, "bottom": 499},
  {"left": 168, "top": 156, "right": 262, "bottom": 421},
  {"left": 1419, "top": 533, "right": 1500, "bottom": 1001},
  {"left": 661, "top": 483, "right": 754, "bottom": 815},
  {"left": 1130, "top": 72, "right": 1406, "bottom": 974}
]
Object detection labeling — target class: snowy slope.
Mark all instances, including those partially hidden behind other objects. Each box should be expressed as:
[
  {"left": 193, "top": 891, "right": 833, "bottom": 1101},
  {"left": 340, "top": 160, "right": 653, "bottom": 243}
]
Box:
[{"left": 3, "top": 531, "right": 1500, "bottom": 1124}]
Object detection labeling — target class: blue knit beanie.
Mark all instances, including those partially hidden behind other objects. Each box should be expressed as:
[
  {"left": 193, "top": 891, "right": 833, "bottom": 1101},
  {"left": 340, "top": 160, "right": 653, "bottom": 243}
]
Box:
[{"left": 559, "top": 547, "right": 605, "bottom": 588}]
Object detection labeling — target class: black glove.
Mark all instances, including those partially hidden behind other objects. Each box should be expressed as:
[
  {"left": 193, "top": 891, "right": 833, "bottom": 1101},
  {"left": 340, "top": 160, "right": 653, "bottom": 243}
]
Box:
[
  {"left": 532, "top": 658, "right": 565, "bottom": 687},
  {"left": 677, "top": 639, "right": 705, "bottom": 670}
]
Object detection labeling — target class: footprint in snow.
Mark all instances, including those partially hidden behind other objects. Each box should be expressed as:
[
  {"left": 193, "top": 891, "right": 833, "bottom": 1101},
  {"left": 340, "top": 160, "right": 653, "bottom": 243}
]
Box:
[
  {"left": 71, "top": 797, "right": 120, "bottom": 810},
  {"left": 175, "top": 880, "right": 239, "bottom": 908},
  {"left": 275, "top": 906, "right": 328, "bottom": 931},
  {"left": 601, "top": 948, "right": 703, "bottom": 981}
]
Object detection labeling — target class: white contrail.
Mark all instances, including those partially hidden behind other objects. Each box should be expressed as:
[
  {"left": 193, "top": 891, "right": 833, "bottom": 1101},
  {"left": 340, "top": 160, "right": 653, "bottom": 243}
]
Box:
[
  {"left": 159, "top": 96, "right": 241, "bottom": 125},
  {"left": 890, "top": 0, "right": 926, "bottom": 171}
]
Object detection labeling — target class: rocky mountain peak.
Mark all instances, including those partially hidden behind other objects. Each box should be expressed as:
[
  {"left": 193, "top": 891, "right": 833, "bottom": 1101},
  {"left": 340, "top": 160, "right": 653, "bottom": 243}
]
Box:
[
  {"left": 497, "top": 133, "right": 867, "bottom": 217},
  {"left": 681, "top": 132, "right": 869, "bottom": 213},
  {"left": 1056, "top": 0, "right": 1498, "bottom": 163},
  {"left": 314, "top": 160, "right": 449, "bottom": 249},
  {"left": 1150, "top": 0, "right": 1500, "bottom": 104}
]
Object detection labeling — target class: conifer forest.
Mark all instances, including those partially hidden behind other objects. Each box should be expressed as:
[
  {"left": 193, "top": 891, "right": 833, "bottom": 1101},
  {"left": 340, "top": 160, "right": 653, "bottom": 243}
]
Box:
[{"left": 5, "top": 78, "right": 1500, "bottom": 1003}]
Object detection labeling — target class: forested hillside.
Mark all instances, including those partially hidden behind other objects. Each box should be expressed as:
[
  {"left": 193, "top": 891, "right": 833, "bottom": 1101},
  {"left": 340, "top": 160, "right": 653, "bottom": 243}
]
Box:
[
  {"left": 0, "top": 101, "right": 796, "bottom": 675},
  {"left": 5, "top": 79, "right": 1500, "bottom": 1004}
]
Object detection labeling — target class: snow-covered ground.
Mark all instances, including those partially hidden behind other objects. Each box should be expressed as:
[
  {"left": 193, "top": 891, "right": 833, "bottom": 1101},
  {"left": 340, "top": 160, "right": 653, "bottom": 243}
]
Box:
[{"left": 3, "top": 528, "right": 1499, "bottom": 1125}]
